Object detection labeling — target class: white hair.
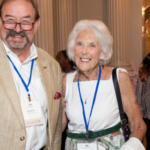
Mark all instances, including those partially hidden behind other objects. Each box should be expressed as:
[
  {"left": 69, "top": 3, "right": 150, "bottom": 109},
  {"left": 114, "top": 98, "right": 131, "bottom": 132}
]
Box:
[{"left": 67, "top": 20, "right": 113, "bottom": 65}]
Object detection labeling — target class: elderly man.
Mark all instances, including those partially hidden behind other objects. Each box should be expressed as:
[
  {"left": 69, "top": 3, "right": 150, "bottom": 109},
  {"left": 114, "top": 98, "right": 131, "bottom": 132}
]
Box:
[{"left": 0, "top": 0, "right": 62, "bottom": 150}]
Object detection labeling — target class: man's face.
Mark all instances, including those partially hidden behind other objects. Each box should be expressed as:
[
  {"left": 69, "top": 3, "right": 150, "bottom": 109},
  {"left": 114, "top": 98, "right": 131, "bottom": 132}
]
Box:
[{"left": 0, "top": 0, "right": 40, "bottom": 51}]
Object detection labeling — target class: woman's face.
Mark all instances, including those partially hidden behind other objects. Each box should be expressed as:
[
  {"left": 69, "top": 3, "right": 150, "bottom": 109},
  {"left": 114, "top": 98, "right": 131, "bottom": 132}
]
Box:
[{"left": 74, "top": 30, "right": 105, "bottom": 72}]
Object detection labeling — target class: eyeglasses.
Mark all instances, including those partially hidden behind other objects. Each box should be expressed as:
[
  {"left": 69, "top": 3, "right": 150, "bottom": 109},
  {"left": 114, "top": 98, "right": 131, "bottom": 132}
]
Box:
[{"left": 2, "top": 18, "right": 34, "bottom": 31}]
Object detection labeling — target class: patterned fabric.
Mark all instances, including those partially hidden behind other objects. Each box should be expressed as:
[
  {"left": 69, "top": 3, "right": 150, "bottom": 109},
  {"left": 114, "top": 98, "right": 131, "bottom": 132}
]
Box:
[
  {"left": 132, "top": 67, "right": 140, "bottom": 93},
  {"left": 65, "top": 128, "right": 125, "bottom": 150},
  {"left": 132, "top": 65, "right": 150, "bottom": 119},
  {"left": 138, "top": 66, "right": 149, "bottom": 82}
]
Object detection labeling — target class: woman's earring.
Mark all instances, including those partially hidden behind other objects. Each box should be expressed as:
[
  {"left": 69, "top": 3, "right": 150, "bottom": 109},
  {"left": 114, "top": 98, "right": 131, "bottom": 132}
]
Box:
[
  {"left": 102, "top": 65, "right": 104, "bottom": 69},
  {"left": 100, "top": 59, "right": 104, "bottom": 68}
]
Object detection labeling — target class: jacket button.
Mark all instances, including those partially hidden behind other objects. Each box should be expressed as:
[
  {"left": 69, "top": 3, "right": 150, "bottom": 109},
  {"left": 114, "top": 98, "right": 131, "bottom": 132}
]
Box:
[{"left": 20, "top": 136, "right": 25, "bottom": 141}]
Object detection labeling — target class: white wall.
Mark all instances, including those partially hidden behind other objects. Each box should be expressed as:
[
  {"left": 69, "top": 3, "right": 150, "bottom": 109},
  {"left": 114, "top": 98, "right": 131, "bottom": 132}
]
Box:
[
  {"left": 77, "top": 0, "right": 104, "bottom": 21},
  {"left": 129, "top": 0, "right": 143, "bottom": 73}
]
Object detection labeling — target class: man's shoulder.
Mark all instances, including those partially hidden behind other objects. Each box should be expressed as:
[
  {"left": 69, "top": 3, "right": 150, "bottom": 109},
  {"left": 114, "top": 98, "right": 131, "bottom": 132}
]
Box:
[{"left": 36, "top": 47, "right": 58, "bottom": 66}]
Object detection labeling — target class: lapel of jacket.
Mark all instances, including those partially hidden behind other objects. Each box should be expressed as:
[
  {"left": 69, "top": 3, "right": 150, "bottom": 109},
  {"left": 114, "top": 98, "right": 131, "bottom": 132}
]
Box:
[
  {"left": 36, "top": 48, "right": 54, "bottom": 145},
  {"left": 0, "top": 39, "right": 25, "bottom": 129}
]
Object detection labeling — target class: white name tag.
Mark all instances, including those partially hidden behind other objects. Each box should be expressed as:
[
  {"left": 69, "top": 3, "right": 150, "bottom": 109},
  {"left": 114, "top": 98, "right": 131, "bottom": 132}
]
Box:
[
  {"left": 21, "top": 101, "right": 43, "bottom": 127},
  {"left": 77, "top": 143, "right": 97, "bottom": 150}
]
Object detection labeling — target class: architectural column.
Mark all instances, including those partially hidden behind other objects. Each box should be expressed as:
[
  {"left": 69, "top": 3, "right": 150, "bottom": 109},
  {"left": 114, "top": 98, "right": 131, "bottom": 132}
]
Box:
[
  {"left": 107, "top": 0, "right": 134, "bottom": 76},
  {"left": 33, "top": 0, "right": 54, "bottom": 57},
  {"left": 53, "top": 0, "right": 75, "bottom": 56}
]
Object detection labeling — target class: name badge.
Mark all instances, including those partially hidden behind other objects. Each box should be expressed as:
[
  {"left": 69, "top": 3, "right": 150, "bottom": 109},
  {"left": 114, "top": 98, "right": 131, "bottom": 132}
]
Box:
[
  {"left": 77, "top": 143, "right": 98, "bottom": 150},
  {"left": 21, "top": 101, "right": 43, "bottom": 127}
]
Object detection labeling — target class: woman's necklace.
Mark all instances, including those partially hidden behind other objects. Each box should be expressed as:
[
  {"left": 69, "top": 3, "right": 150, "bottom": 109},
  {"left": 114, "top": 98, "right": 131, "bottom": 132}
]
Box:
[
  {"left": 79, "top": 79, "right": 96, "bottom": 104},
  {"left": 80, "top": 82, "right": 96, "bottom": 104},
  {"left": 77, "top": 66, "right": 101, "bottom": 140}
]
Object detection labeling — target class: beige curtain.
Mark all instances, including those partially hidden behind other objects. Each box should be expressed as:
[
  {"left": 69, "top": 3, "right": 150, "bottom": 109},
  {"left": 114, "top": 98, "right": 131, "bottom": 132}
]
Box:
[{"left": 33, "top": 0, "right": 54, "bottom": 57}]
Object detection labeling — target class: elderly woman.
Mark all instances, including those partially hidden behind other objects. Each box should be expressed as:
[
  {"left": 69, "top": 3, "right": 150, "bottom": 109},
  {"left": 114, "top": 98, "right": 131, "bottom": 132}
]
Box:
[{"left": 62, "top": 20, "right": 146, "bottom": 150}]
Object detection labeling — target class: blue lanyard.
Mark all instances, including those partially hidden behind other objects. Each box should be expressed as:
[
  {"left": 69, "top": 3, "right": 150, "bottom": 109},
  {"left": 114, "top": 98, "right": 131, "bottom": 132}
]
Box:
[
  {"left": 77, "top": 66, "right": 101, "bottom": 140},
  {"left": 7, "top": 55, "right": 34, "bottom": 101},
  {"left": 63, "top": 68, "right": 72, "bottom": 78}
]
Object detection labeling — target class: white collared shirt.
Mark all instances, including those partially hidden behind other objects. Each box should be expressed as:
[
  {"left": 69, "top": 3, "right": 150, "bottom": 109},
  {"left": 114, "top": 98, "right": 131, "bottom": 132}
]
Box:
[{"left": 3, "top": 42, "right": 47, "bottom": 150}]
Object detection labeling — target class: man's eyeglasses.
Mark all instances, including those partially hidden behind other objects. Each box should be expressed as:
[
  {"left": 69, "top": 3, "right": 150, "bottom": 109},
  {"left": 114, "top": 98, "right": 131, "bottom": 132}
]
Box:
[{"left": 2, "top": 18, "right": 34, "bottom": 31}]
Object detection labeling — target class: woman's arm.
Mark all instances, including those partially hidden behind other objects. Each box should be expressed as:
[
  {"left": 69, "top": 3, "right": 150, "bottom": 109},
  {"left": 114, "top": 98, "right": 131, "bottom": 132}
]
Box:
[
  {"left": 119, "top": 70, "right": 147, "bottom": 141},
  {"left": 62, "top": 76, "right": 68, "bottom": 132}
]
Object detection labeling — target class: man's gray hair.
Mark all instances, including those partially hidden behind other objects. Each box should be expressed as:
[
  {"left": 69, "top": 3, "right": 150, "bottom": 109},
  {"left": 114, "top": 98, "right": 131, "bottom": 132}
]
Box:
[
  {"left": 67, "top": 20, "right": 113, "bottom": 65},
  {"left": 0, "top": 0, "right": 40, "bottom": 21}
]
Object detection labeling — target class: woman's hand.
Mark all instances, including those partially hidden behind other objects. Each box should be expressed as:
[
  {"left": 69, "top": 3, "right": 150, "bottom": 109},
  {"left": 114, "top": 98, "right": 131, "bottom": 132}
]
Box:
[
  {"left": 62, "top": 76, "right": 68, "bottom": 132},
  {"left": 119, "top": 70, "right": 147, "bottom": 141}
]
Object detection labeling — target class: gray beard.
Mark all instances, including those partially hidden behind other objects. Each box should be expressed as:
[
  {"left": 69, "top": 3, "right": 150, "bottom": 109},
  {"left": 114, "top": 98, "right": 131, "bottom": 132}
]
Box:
[
  {"left": 5, "top": 30, "right": 29, "bottom": 49},
  {"left": 7, "top": 40, "right": 28, "bottom": 49}
]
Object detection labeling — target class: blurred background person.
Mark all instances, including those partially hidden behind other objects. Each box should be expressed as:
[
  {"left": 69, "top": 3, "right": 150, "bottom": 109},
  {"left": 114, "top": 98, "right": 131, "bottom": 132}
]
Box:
[
  {"left": 62, "top": 20, "right": 146, "bottom": 150},
  {"left": 132, "top": 53, "right": 150, "bottom": 150},
  {"left": 56, "top": 50, "right": 76, "bottom": 78},
  {"left": 56, "top": 50, "right": 76, "bottom": 150}
]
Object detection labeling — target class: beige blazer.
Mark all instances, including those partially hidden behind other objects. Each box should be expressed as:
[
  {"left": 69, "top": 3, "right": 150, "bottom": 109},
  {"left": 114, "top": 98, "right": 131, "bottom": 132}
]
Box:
[{"left": 0, "top": 39, "right": 62, "bottom": 150}]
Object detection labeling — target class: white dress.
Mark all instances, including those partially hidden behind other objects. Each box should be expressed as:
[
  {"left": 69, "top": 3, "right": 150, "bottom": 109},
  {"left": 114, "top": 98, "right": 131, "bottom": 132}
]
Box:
[{"left": 65, "top": 68, "right": 145, "bottom": 150}]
